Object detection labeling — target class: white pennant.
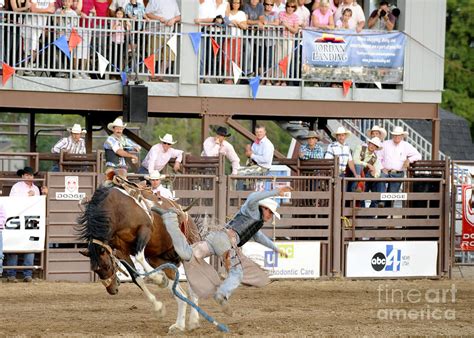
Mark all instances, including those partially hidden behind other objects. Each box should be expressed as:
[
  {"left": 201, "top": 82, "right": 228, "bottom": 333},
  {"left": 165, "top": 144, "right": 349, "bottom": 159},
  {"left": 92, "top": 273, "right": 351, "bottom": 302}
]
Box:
[
  {"left": 167, "top": 34, "right": 178, "bottom": 57},
  {"left": 97, "top": 52, "right": 109, "bottom": 77},
  {"left": 374, "top": 81, "right": 382, "bottom": 90},
  {"left": 232, "top": 61, "right": 242, "bottom": 84}
]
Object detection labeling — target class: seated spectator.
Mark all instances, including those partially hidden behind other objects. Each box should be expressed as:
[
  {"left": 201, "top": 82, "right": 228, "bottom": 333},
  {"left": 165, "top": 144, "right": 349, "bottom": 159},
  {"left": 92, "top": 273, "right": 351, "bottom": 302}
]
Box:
[
  {"left": 335, "top": 7, "right": 351, "bottom": 29},
  {"left": 334, "top": 0, "right": 365, "bottom": 33},
  {"left": 103, "top": 118, "right": 141, "bottom": 173},
  {"left": 139, "top": 134, "right": 183, "bottom": 174},
  {"left": 299, "top": 130, "right": 324, "bottom": 160},
  {"left": 145, "top": 170, "right": 175, "bottom": 199},
  {"left": 202, "top": 126, "right": 240, "bottom": 175},
  {"left": 7, "top": 166, "right": 48, "bottom": 283},
  {"left": 311, "top": 0, "right": 334, "bottom": 30},
  {"left": 368, "top": 1, "right": 396, "bottom": 31},
  {"left": 51, "top": 124, "right": 87, "bottom": 155},
  {"left": 324, "top": 126, "right": 358, "bottom": 179}
]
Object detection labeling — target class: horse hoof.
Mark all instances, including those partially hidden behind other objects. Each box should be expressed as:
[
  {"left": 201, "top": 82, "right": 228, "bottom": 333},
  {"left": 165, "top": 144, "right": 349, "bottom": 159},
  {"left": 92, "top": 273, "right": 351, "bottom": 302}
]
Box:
[
  {"left": 153, "top": 303, "right": 166, "bottom": 319},
  {"left": 168, "top": 323, "right": 185, "bottom": 334},
  {"left": 187, "top": 321, "right": 200, "bottom": 331}
]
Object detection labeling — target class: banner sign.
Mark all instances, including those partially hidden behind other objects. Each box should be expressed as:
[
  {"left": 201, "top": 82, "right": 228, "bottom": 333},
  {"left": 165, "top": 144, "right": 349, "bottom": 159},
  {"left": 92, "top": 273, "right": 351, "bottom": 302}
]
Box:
[
  {"left": 2, "top": 196, "right": 46, "bottom": 252},
  {"left": 346, "top": 241, "right": 437, "bottom": 277},
  {"left": 56, "top": 176, "right": 86, "bottom": 200},
  {"left": 302, "top": 30, "right": 406, "bottom": 83},
  {"left": 242, "top": 241, "right": 320, "bottom": 279},
  {"left": 461, "top": 185, "right": 474, "bottom": 251}
]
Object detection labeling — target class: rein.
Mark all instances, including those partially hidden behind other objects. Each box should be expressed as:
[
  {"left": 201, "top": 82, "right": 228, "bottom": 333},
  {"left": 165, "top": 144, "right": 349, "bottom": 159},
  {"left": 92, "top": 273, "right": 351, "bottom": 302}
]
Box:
[{"left": 90, "top": 239, "right": 128, "bottom": 287}]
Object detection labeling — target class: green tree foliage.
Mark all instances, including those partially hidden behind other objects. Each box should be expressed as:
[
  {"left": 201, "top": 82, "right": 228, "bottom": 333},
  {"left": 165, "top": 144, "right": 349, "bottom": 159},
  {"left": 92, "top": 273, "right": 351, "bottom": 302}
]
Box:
[{"left": 443, "top": 0, "right": 474, "bottom": 137}]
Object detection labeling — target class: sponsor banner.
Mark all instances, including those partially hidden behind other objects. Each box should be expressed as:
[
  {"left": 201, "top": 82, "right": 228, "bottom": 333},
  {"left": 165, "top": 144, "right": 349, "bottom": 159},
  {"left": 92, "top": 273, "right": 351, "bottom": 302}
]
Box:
[
  {"left": 380, "top": 193, "right": 407, "bottom": 201},
  {"left": 56, "top": 176, "right": 86, "bottom": 200},
  {"left": 346, "top": 241, "right": 437, "bottom": 277},
  {"left": 2, "top": 196, "right": 46, "bottom": 252},
  {"left": 242, "top": 241, "right": 320, "bottom": 279},
  {"left": 461, "top": 185, "right": 474, "bottom": 251},
  {"left": 302, "top": 30, "right": 406, "bottom": 83}
]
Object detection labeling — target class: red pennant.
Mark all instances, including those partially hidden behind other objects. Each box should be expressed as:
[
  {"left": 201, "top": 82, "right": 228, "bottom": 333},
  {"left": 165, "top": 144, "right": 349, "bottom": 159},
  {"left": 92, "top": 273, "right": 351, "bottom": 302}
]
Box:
[
  {"left": 211, "top": 38, "right": 219, "bottom": 57},
  {"left": 342, "top": 80, "right": 352, "bottom": 96},
  {"left": 2, "top": 63, "right": 15, "bottom": 86},
  {"left": 68, "top": 28, "right": 82, "bottom": 51},
  {"left": 278, "top": 56, "right": 289, "bottom": 77},
  {"left": 144, "top": 54, "right": 155, "bottom": 77}
]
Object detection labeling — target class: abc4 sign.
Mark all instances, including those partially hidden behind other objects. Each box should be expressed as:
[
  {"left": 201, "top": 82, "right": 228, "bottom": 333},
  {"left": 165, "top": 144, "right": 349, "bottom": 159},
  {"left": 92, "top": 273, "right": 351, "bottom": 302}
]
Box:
[{"left": 371, "top": 245, "right": 402, "bottom": 272}]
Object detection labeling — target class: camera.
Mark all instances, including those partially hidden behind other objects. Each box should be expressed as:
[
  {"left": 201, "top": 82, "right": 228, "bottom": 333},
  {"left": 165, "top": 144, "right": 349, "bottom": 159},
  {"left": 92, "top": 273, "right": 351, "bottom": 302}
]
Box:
[{"left": 379, "top": 9, "right": 387, "bottom": 18}]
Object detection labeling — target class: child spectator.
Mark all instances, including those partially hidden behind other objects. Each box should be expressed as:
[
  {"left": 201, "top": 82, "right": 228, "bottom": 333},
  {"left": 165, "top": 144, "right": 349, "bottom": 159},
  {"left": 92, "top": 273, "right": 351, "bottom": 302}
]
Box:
[
  {"left": 335, "top": 7, "right": 351, "bottom": 29},
  {"left": 111, "top": 7, "right": 131, "bottom": 71}
]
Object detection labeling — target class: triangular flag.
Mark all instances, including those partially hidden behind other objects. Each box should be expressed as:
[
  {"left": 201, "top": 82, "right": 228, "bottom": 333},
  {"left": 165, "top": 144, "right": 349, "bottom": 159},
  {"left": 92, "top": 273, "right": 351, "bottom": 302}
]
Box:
[
  {"left": 2, "top": 63, "right": 15, "bottom": 86},
  {"left": 249, "top": 76, "right": 261, "bottom": 100},
  {"left": 278, "top": 56, "right": 289, "bottom": 77},
  {"left": 374, "top": 81, "right": 382, "bottom": 90},
  {"left": 342, "top": 80, "right": 352, "bottom": 97},
  {"left": 232, "top": 61, "right": 242, "bottom": 84},
  {"left": 68, "top": 28, "right": 82, "bottom": 51},
  {"left": 96, "top": 52, "right": 109, "bottom": 77},
  {"left": 188, "top": 32, "right": 202, "bottom": 55},
  {"left": 120, "top": 71, "right": 127, "bottom": 86},
  {"left": 53, "top": 35, "right": 71, "bottom": 59},
  {"left": 167, "top": 34, "right": 178, "bottom": 57},
  {"left": 211, "top": 37, "right": 219, "bottom": 57},
  {"left": 144, "top": 54, "right": 155, "bottom": 77}
]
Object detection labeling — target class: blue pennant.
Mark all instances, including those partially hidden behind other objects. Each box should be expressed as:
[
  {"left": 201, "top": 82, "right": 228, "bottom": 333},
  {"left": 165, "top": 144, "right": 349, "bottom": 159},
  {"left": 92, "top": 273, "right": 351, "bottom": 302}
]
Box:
[
  {"left": 249, "top": 76, "right": 261, "bottom": 100},
  {"left": 53, "top": 35, "right": 71, "bottom": 60},
  {"left": 120, "top": 72, "right": 127, "bottom": 86},
  {"left": 188, "top": 32, "right": 202, "bottom": 55}
]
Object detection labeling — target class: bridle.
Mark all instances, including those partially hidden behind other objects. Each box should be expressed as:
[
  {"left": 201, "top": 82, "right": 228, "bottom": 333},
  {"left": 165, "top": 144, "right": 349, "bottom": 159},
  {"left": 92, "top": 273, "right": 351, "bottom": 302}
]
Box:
[{"left": 90, "top": 239, "right": 127, "bottom": 288}]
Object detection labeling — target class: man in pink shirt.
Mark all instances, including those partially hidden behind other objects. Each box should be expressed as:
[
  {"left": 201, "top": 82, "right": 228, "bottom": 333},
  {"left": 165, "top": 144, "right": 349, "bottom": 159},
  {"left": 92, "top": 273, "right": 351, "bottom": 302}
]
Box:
[
  {"left": 138, "top": 134, "right": 183, "bottom": 174},
  {"left": 377, "top": 126, "right": 422, "bottom": 207},
  {"left": 202, "top": 126, "right": 240, "bottom": 175}
]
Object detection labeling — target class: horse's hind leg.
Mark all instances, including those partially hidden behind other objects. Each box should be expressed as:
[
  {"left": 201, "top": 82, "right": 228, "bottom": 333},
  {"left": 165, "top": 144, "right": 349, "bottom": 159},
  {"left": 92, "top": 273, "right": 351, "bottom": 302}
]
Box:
[
  {"left": 187, "top": 284, "right": 200, "bottom": 331},
  {"left": 166, "top": 278, "right": 188, "bottom": 333}
]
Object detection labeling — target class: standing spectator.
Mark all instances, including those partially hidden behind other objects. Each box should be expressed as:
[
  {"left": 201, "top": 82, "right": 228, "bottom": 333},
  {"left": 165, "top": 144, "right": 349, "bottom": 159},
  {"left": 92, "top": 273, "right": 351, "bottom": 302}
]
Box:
[
  {"left": 124, "top": 0, "right": 147, "bottom": 66},
  {"left": 54, "top": 0, "right": 79, "bottom": 78},
  {"left": 145, "top": 170, "right": 174, "bottom": 199},
  {"left": 103, "top": 117, "right": 141, "bottom": 172},
  {"left": 243, "top": 125, "right": 274, "bottom": 174},
  {"left": 10, "top": 0, "right": 31, "bottom": 71},
  {"left": 7, "top": 166, "right": 48, "bottom": 283},
  {"left": 194, "top": 0, "right": 218, "bottom": 82},
  {"left": 243, "top": 0, "right": 264, "bottom": 77},
  {"left": 223, "top": 0, "right": 247, "bottom": 84},
  {"left": 335, "top": 7, "right": 351, "bottom": 29},
  {"left": 311, "top": 0, "right": 334, "bottom": 29},
  {"left": 378, "top": 126, "right": 422, "bottom": 207},
  {"left": 139, "top": 133, "right": 183, "bottom": 174},
  {"left": 51, "top": 123, "right": 87, "bottom": 155},
  {"left": 74, "top": 0, "right": 96, "bottom": 79},
  {"left": 111, "top": 7, "right": 131, "bottom": 71},
  {"left": 366, "top": 125, "right": 387, "bottom": 142},
  {"left": 299, "top": 130, "right": 324, "bottom": 160},
  {"left": 109, "top": 0, "right": 142, "bottom": 17},
  {"left": 324, "top": 126, "right": 358, "bottom": 178},
  {"left": 274, "top": 0, "right": 298, "bottom": 86},
  {"left": 334, "top": 0, "right": 365, "bottom": 33},
  {"left": 294, "top": 0, "right": 310, "bottom": 28},
  {"left": 260, "top": 0, "right": 279, "bottom": 85},
  {"left": 272, "top": 0, "right": 285, "bottom": 14},
  {"left": 0, "top": 204, "right": 5, "bottom": 278},
  {"left": 202, "top": 126, "right": 240, "bottom": 175},
  {"left": 352, "top": 137, "right": 383, "bottom": 202},
  {"left": 367, "top": 1, "right": 396, "bottom": 31}
]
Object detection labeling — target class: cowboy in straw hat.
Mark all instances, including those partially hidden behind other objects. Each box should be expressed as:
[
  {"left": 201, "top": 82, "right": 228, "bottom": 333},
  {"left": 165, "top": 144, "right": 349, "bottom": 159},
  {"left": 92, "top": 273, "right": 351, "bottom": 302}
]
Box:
[
  {"left": 103, "top": 117, "right": 141, "bottom": 172},
  {"left": 138, "top": 133, "right": 183, "bottom": 174},
  {"left": 366, "top": 125, "right": 387, "bottom": 140},
  {"left": 201, "top": 126, "right": 240, "bottom": 175},
  {"left": 325, "top": 126, "right": 359, "bottom": 178},
  {"left": 299, "top": 130, "right": 324, "bottom": 160},
  {"left": 152, "top": 186, "right": 292, "bottom": 315},
  {"left": 377, "top": 126, "right": 422, "bottom": 207},
  {"left": 51, "top": 123, "right": 87, "bottom": 155},
  {"left": 351, "top": 137, "right": 384, "bottom": 197},
  {"left": 144, "top": 170, "right": 176, "bottom": 200}
]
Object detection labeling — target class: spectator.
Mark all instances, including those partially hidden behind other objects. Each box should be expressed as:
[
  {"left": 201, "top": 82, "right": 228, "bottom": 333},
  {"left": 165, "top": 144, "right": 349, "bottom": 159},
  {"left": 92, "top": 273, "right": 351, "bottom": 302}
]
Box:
[
  {"left": 10, "top": 0, "right": 31, "bottom": 71},
  {"left": 242, "top": 125, "right": 274, "bottom": 174},
  {"left": 111, "top": 7, "right": 131, "bottom": 71},
  {"left": 0, "top": 0, "right": 5, "bottom": 71},
  {"left": 378, "top": 126, "right": 422, "bottom": 207},
  {"left": 74, "top": 0, "right": 96, "bottom": 79},
  {"left": 260, "top": 0, "right": 279, "bottom": 85},
  {"left": 103, "top": 118, "right": 141, "bottom": 173},
  {"left": 139, "top": 133, "right": 183, "bottom": 174},
  {"left": 54, "top": 0, "right": 79, "bottom": 78},
  {"left": 294, "top": 0, "right": 310, "bottom": 28},
  {"left": 202, "top": 126, "right": 240, "bottom": 175},
  {"left": 51, "top": 123, "right": 87, "bottom": 155},
  {"left": 7, "top": 166, "right": 48, "bottom": 283},
  {"left": 243, "top": 0, "right": 264, "bottom": 77},
  {"left": 109, "top": 0, "right": 142, "bottom": 17},
  {"left": 366, "top": 125, "right": 387, "bottom": 141},
  {"left": 274, "top": 0, "right": 298, "bottom": 86},
  {"left": 368, "top": 1, "right": 396, "bottom": 31},
  {"left": 223, "top": 0, "right": 247, "bottom": 84},
  {"left": 299, "top": 130, "right": 324, "bottom": 160},
  {"left": 0, "top": 204, "right": 5, "bottom": 278},
  {"left": 352, "top": 137, "right": 383, "bottom": 201},
  {"left": 272, "top": 0, "right": 285, "bottom": 14},
  {"left": 324, "top": 126, "right": 358, "bottom": 178},
  {"left": 334, "top": 0, "right": 365, "bottom": 33},
  {"left": 144, "top": 170, "right": 175, "bottom": 199},
  {"left": 311, "top": 0, "right": 334, "bottom": 29},
  {"left": 124, "top": 0, "right": 147, "bottom": 64},
  {"left": 335, "top": 7, "right": 351, "bottom": 29}
]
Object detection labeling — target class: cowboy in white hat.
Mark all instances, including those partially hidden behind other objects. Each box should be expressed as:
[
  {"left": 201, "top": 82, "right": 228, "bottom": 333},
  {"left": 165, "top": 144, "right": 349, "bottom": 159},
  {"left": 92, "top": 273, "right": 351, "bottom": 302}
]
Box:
[
  {"left": 351, "top": 137, "right": 384, "bottom": 199},
  {"left": 366, "top": 125, "right": 387, "bottom": 140},
  {"left": 144, "top": 170, "right": 175, "bottom": 200},
  {"left": 51, "top": 123, "right": 87, "bottom": 155},
  {"left": 138, "top": 133, "right": 183, "bottom": 174},
  {"left": 325, "top": 126, "right": 359, "bottom": 178},
  {"left": 299, "top": 130, "right": 324, "bottom": 160},
  {"left": 153, "top": 186, "right": 292, "bottom": 315},
  {"left": 202, "top": 126, "right": 240, "bottom": 175},
  {"left": 377, "top": 126, "right": 422, "bottom": 207},
  {"left": 103, "top": 117, "right": 141, "bottom": 172}
]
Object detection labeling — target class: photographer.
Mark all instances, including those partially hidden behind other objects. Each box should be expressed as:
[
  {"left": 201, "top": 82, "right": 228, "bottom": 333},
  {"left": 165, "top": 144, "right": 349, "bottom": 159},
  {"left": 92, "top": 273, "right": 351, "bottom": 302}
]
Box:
[{"left": 368, "top": 1, "right": 397, "bottom": 31}]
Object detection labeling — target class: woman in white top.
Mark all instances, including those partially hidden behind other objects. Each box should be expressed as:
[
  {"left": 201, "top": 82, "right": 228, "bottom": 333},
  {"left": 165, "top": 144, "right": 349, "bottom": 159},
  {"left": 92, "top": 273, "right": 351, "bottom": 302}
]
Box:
[{"left": 223, "top": 0, "right": 247, "bottom": 84}]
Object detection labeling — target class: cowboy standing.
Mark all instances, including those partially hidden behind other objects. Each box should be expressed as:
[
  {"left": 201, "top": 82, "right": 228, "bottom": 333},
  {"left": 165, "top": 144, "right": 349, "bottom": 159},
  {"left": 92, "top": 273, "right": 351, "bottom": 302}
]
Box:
[
  {"left": 202, "top": 126, "right": 240, "bottom": 175},
  {"left": 51, "top": 123, "right": 87, "bottom": 155},
  {"left": 299, "top": 130, "right": 324, "bottom": 160},
  {"left": 324, "top": 126, "right": 359, "bottom": 178},
  {"left": 145, "top": 170, "right": 175, "bottom": 200},
  {"left": 244, "top": 125, "right": 274, "bottom": 174},
  {"left": 103, "top": 118, "right": 141, "bottom": 173},
  {"left": 138, "top": 133, "right": 183, "bottom": 174}
]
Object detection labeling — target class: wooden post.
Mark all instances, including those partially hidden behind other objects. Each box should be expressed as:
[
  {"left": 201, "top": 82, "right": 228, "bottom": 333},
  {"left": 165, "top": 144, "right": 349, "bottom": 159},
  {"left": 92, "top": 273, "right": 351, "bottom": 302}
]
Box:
[{"left": 432, "top": 113, "right": 440, "bottom": 160}]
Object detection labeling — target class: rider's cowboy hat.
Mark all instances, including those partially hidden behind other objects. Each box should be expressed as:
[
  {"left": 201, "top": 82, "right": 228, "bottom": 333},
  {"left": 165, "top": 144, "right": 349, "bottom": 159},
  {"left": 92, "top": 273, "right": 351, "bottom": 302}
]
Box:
[
  {"left": 258, "top": 198, "right": 281, "bottom": 219},
  {"left": 68, "top": 123, "right": 87, "bottom": 134},
  {"left": 159, "top": 134, "right": 177, "bottom": 145},
  {"left": 16, "top": 166, "right": 36, "bottom": 176},
  {"left": 390, "top": 126, "right": 409, "bottom": 137},
  {"left": 331, "top": 126, "right": 351, "bottom": 138},
  {"left": 301, "top": 130, "right": 322, "bottom": 140},
  {"left": 145, "top": 170, "right": 166, "bottom": 181},
  {"left": 107, "top": 118, "right": 127, "bottom": 131},
  {"left": 216, "top": 126, "right": 231, "bottom": 137},
  {"left": 367, "top": 137, "right": 383, "bottom": 150},
  {"left": 366, "top": 125, "right": 387, "bottom": 140}
]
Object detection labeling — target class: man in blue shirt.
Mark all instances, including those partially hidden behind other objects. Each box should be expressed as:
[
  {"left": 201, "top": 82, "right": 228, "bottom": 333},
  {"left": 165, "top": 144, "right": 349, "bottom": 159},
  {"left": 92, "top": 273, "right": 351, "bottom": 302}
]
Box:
[{"left": 299, "top": 130, "right": 324, "bottom": 160}]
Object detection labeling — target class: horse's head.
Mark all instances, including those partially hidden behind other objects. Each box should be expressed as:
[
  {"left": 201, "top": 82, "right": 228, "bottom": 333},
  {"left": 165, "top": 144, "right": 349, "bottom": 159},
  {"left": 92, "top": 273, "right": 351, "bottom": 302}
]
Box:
[{"left": 80, "top": 240, "right": 120, "bottom": 295}]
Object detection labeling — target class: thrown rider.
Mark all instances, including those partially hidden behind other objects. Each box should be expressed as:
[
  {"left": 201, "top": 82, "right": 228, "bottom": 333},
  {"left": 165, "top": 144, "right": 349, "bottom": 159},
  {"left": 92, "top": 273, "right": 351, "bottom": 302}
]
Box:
[{"left": 154, "top": 186, "right": 292, "bottom": 313}]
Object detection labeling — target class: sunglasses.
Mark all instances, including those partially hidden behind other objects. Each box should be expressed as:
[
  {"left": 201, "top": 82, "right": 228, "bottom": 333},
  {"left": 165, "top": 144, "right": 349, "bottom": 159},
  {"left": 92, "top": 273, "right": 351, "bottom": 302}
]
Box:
[
  {"left": 264, "top": 2, "right": 273, "bottom": 5},
  {"left": 286, "top": 5, "right": 296, "bottom": 8},
  {"left": 163, "top": 142, "right": 172, "bottom": 145}
]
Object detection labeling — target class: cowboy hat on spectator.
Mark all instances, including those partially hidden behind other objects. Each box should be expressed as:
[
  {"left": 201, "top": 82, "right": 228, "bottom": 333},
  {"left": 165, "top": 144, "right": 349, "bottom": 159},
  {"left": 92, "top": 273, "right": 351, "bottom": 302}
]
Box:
[
  {"left": 145, "top": 170, "right": 166, "bottom": 181},
  {"left": 159, "top": 134, "right": 177, "bottom": 145},
  {"left": 216, "top": 126, "right": 231, "bottom": 137},
  {"left": 390, "top": 126, "right": 409, "bottom": 137},
  {"left": 68, "top": 124, "right": 87, "bottom": 134},
  {"left": 302, "top": 130, "right": 322, "bottom": 140},
  {"left": 258, "top": 198, "right": 281, "bottom": 219},
  {"left": 367, "top": 137, "right": 383, "bottom": 150},
  {"left": 16, "top": 166, "right": 36, "bottom": 176},
  {"left": 366, "top": 125, "right": 387, "bottom": 140},
  {"left": 331, "top": 126, "right": 351, "bottom": 138},
  {"left": 107, "top": 118, "right": 127, "bottom": 131}
]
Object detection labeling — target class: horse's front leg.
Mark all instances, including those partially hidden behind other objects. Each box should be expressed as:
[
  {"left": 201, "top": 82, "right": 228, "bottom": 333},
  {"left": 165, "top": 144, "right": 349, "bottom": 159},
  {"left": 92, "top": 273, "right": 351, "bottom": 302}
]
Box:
[
  {"left": 135, "top": 249, "right": 168, "bottom": 288},
  {"left": 133, "top": 274, "right": 166, "bottom": 319}
]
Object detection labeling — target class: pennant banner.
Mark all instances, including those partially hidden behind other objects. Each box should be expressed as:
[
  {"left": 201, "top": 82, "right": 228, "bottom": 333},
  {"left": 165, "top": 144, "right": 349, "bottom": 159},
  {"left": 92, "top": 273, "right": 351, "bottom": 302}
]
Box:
[
  {"left": 278, "top": 56, "right": 289, "bottom": 77},
  {"left": 232, "top": 61, "right": 242, "bottom": 84},
  {"left": 144, "top": 54, "right": 155, "bottom": 77},
  {"left": 120, "top": 71, "right": 127, "bottom": 86},
  {"left": 68, "top": 28, "right": 82, "bottom": 51},
  {"left": 2, "top": 63, "right": 15, "bottom": 86},
  {"left": 188, "top": 32, "right": 202, "bottom": 55},
  {"left": 342, "top": 80, "right": 352, "bottom": 97},
  {"left": 96, "top": 52, "right": 109, "bottom": 77},
  {"left": 167, "top": 34, "right": 178, "bottom": 57},
  {"left": 249, "top": 76, "right": 261, "bottom": 100},
  {"left": 374, "top": 81, "right": 382, "bottom": 90},
  {"left": 53, "top": 35, "right": 71, "bottom": 59},
  {"left": 211, "top": 37, "right": 219, "bottom": 57}
]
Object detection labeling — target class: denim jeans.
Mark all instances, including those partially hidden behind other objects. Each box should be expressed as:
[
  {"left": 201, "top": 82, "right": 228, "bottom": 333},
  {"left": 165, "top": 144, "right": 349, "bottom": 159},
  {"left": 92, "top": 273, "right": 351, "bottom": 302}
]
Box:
[
  {"left": 6, "top": 253, "right": 35, "bottom": 278},
  {"left": 380, "top": 171, "right": 404, "bottom": 207}
]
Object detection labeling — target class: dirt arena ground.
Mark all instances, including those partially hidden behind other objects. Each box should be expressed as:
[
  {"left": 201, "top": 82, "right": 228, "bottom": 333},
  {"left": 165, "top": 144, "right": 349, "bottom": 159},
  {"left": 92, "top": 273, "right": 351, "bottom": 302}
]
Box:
[{"left": 1, "top": 277, "right": 473, "bottom": 336}]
